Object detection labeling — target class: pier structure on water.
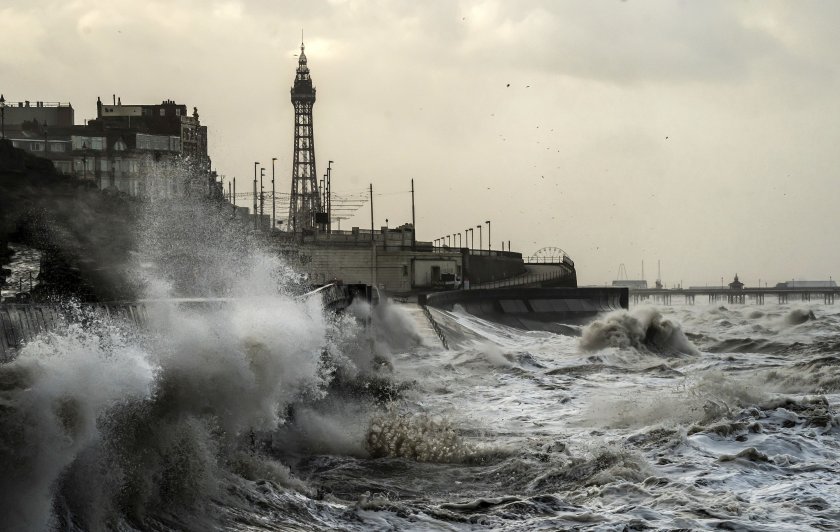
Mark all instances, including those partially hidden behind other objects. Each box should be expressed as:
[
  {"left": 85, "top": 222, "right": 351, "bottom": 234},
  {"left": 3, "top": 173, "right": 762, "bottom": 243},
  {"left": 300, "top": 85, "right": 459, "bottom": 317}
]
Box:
[{"left": 630, "top": 287, "right": 838, "bottom": 306}]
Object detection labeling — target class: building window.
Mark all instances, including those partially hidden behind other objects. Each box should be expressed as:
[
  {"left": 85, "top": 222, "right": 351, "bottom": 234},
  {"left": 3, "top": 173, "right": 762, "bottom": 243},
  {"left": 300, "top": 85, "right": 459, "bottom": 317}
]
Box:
[
  {"left": 50, "top": 142, "right": 66, "bottom": 152},
  {"left": 175, "top": 108, "right": 181, "bottom": 116},
  {"left": 160, "top": 109, "right": 165, "bottom": 116},
  {"left": 30, "top": 142, "right": 43, "bottom": 151},
  {"left": 72, "top": 136, "right": 105, "bottom": 151}
]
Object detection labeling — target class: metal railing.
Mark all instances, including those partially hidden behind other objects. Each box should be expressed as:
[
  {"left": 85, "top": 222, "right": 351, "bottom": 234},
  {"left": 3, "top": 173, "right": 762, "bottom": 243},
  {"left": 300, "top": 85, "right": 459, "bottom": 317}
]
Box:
[
  {"left": 523, "top": 254, "right": 574, "bottom": 267},
  {"left": 421, "top": 304, "right": 448, "bottom": 349},
  {"left": 470, "top": 268, "right": 569, "bottom": 290}
]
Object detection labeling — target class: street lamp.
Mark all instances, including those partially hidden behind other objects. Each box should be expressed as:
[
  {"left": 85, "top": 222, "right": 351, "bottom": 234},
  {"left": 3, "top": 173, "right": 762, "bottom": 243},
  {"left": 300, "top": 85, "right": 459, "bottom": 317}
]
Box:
[
  {"left": 253, "top": 161, "right": 259, "bottom": 231},
  {"left": 476, "top": 225, "right": 483, "bottom": 253},
  {"left": 271, "top": 157, "right": 277, "bottom": 231},
  {"left": 82, "top": 141, "right": 88, "bottom": 182},
  {"left": 0, "top": 94, "right": 5, "bottom": 139},
  {"left": 327, "top": 160, "right": 333, "bottom": 233},
  {"left": 486, "top": 220, "right": 491, "bottom": 253}
]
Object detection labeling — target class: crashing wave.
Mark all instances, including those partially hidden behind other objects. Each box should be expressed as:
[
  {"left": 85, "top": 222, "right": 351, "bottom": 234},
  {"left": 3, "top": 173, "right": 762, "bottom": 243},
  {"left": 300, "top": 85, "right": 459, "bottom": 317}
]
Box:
[{"left": 579, "top": 307, "right": 699, "bottom": 356}]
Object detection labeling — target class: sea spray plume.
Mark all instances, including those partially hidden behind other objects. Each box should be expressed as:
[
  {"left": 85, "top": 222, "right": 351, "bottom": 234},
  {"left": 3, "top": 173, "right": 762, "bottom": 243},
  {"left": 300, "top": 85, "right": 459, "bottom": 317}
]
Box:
[
  {"left": 0, "top": 319, "right": 156, "bottom": 532},
  {"left": 579, "top": 371, "right": 767, "bottom": 429},
  {"left": 580, "top": 307, "right": 699, "bottom": 355},
  {"left": 348, "top": 298, "right": 424, "bottom": 355},
  {"left": 0, "top": 188, "right": 350, "bottom": 529},
  {"left": 268, "top": 303, "right": 420, "bottom": 457},
  {"left": 76, "top": 274, "right": 328, "bottom": 527}
]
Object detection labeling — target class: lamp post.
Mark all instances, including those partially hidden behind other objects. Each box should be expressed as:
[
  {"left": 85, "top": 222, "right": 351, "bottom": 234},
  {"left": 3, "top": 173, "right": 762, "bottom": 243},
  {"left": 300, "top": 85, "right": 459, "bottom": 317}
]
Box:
[
  {"left": 82, "top": 141, "right": 88, "bottom": 182},
  {"left": 486, "top": 220, "right": 491, "bottom": 253},
  {"left": 43, "top": 122, "right": 48, "bottom": 154},
  {"left": 96, "top": 144, "right": 102, "bottom": 190},
  {"left": 476, "top": 225, "right": 482, "bottom": 254},
  {"left": 467, "top": 228, "right": 473, "bottom": 250},
  {"left": 271, "top": 157, "right": 277, "bottom": 231},
  {"left": 327, "top": 160, "right": 333, "bottom": 233},
  {"left": 0, "top": 94, "right": 5, "bottom": 139},
  {"left": 253, "top": 162, "right": 259, "bottom": 231},
  {"left": 260, "top": 166, "right": 266, "bottom": 230}
]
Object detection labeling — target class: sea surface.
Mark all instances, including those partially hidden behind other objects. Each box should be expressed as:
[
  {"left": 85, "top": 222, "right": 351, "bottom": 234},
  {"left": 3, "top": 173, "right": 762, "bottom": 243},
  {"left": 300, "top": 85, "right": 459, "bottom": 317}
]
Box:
[
  {"left": 1, "top": 243, "right": 41, "bottom": 300},
  {"left": 1, "top": 279, "right": 838, "bottom": 531}
]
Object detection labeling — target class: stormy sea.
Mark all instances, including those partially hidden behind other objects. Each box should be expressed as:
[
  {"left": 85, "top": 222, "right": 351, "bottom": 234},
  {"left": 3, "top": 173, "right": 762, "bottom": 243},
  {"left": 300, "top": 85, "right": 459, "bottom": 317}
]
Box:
[{"left": 1, "top": 209, "right": 838, "bottom": 531}]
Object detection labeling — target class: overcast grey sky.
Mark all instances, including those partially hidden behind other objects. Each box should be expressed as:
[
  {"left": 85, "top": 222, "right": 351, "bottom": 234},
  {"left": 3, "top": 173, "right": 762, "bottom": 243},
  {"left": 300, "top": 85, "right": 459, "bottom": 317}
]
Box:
[{"left": 4, "top": 0, "right": 839, "bottom": 286}]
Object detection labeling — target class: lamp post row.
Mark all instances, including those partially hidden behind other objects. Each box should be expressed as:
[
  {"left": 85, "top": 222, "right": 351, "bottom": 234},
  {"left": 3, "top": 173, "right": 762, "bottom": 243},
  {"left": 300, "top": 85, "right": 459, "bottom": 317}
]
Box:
[
  {"left": 244, "top": 157, "right": 335, "bottom": 233},
  {"left": 435, "top": 220, "right": 494, "bottom": 254}
]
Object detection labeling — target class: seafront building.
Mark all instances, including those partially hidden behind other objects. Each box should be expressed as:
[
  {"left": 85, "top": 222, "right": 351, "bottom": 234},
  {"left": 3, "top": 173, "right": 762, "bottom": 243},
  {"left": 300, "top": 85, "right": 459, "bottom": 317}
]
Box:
[{"left": 1, "top": 97, "right": 217, "bottom": 198}]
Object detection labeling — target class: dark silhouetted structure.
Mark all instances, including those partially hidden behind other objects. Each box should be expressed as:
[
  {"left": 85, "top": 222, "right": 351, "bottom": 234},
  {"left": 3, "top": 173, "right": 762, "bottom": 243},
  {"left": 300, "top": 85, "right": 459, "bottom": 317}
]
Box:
[{"left": 288, "top": 41, "right": 322, "bottom": 234}]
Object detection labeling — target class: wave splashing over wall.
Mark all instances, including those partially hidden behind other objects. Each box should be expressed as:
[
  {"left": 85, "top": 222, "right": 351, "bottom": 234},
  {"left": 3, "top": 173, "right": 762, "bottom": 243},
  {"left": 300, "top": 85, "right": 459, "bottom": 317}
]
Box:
[{"left": 580, "top": 307, "right": 699, "bottom": 355}]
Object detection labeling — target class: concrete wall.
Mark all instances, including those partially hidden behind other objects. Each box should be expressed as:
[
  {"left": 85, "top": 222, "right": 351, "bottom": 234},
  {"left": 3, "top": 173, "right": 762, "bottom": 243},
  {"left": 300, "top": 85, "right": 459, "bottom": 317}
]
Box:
[
  {"left": 413, "top": 258, "right": 459, "bottom": 287},
  {"left": 295, "top": 244, "right": 461, "bottom": 293},
  {"left": 1, "top": 303, "right": 149, "bottom": 361},
  {"left": 425, "top": 286, "right": 628, "bottom": 330},
  {"left": 463, "top": 253, "right": 527, "bottom": 285}
]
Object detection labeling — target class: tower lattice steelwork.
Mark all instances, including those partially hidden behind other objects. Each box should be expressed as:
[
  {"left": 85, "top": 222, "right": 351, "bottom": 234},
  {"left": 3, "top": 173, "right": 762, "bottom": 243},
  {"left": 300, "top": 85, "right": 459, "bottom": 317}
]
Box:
[{"left": 288, "top": 42, "right": 321, "bottom": 233}]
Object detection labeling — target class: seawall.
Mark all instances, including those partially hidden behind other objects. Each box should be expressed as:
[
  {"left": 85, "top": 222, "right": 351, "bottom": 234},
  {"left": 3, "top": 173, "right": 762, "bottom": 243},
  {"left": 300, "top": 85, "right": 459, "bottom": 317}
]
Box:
[
  {"left": 0, "top": 303, "right": 149, "bottom": 361},
  {"left": 424, "top": 286, "right": 628, "bottom": 332}
]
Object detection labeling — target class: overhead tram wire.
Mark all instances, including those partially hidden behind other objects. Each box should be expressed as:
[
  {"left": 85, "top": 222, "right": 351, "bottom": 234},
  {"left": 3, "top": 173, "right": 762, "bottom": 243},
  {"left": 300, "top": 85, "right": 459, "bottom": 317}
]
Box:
[{"left": 231, "top": 187, "right": 369, "bottom": 224}]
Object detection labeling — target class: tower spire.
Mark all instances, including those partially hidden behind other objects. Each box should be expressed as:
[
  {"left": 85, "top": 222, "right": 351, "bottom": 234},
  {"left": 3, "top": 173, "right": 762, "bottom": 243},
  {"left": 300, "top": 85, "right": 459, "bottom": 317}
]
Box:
[{"left": 288, "top": 39, "right": 320, "bottom": 234}]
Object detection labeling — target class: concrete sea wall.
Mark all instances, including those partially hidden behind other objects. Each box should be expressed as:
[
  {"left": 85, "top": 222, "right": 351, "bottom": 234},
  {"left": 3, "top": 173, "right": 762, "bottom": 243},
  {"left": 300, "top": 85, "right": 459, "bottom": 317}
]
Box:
[
  {"left": 424, "top": 287, "right": 628, "bottom": 332},
  {"left": 0, "top": 303, "right": 149, "bottom": 361}
]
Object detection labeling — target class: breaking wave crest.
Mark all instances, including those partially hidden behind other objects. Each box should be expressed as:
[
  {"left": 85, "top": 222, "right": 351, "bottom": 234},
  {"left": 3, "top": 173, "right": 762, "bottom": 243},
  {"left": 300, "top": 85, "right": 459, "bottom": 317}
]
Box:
[
  {"left": 366, "top": 407, "right": 476, "bottom": 463},
  {"left": 580, "top": 307, "right": 699, "bottom": 356},
  {"left": 0, "top": 268, "right": 336, "bottom": 531}
]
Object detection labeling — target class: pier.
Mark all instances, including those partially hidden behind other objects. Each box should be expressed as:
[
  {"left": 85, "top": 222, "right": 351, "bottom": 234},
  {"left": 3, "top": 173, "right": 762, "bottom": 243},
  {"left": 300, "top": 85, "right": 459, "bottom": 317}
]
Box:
[{"left": 629, "top": 287, "right": 838, "bottom": 305}]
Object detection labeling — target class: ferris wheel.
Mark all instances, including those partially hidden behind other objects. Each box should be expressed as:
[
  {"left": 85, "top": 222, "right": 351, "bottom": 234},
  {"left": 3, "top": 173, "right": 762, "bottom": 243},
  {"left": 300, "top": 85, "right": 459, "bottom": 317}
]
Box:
[{"left": 529, "top": 247, "right": 570, "bottom": 264}]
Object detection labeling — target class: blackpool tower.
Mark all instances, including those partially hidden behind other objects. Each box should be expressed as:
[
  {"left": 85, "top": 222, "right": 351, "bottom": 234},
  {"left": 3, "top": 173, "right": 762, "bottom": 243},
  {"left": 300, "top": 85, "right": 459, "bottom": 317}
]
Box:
[{"left": 288, "top": 41, "right": 321, "bottom": 233}]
